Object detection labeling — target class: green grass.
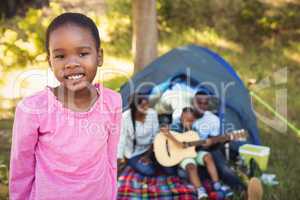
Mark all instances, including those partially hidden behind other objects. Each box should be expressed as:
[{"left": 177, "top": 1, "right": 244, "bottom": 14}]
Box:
[{"left": 260, "top": 126, "right": 300, "bottom": 199}]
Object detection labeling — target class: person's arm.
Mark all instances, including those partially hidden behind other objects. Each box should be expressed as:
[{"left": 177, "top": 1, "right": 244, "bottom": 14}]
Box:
[
  {"left": 138, "top": 111, "right": 159, "bottom": 162},
  {"left": 9, "top": 104, "right": 39, "bottom": 200},
  {"left": 117, "top": 115, "right": 127, "bottom": 160},
  {"left": 169, "top": 117, "right": 182, "bottom": 133},
  {"left": 160, "top": 118, "right": 185, "bottom": 148},
  {"left": 117, "top": 114, "right": 128, "bottom": 174},
  {"left": 151, "top": 110, "right": 160, "bottom": 139},
  {"left": 160, "top": 127, "right": 185, "bottom": 148},
  {"left": 202, "top": 115, "right": 221, "bottom": 148}
]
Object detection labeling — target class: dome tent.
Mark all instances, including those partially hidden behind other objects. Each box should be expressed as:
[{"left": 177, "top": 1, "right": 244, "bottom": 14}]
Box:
[{"left": 119, "top": 45, "right": 260, "bottom": 145}]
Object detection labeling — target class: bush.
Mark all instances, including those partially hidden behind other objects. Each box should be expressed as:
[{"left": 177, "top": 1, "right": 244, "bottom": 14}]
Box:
[
  {"left": 157, "top": 0, "right": 300, "bottom": 43},
  {"left": 0, "top": 2, "right": 64, "bottom": 72},
  {"left": 104, "top": 0, "right": 132, "bottom": 59}
]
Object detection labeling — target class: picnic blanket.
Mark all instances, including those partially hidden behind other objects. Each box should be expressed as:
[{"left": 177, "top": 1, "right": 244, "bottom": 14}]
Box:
[{"left": 117, "top": 166, "right": 198, "bottom": 200}]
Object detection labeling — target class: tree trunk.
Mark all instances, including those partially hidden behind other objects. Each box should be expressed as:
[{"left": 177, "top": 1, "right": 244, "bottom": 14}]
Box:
[{"left": 132, "top": 0, "right": 158, "bottom": 73}]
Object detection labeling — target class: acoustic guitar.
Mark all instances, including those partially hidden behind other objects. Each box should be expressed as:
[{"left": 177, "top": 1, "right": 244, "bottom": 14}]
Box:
[{"left": 153, "top": 129, "right": 247, "bottom": 167}]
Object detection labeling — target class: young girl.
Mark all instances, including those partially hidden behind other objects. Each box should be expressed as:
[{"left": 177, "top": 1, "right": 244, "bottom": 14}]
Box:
[{"left": 9, "top": 13, "right": 122, "bottom": 200}]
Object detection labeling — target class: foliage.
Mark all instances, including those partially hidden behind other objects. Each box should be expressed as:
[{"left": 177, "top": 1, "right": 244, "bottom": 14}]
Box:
[
  {"left": 0, "top": 1, "right": 112, "bottom": 86},
  {"left": 105, "top": 0, "right": 300, "bottom": 56},
  {"left": 0, "top": 163, "right": 8, "bottom": 185},
  {"left": 102, "top": 76, "right": 129, "bottom": 92},
  {"left": 0, "top": 3, "right": 64, "bottom": 73},
  {"left": 104, "top": 0, "right": 132, "bottom": 59},
  {"left": 157, "top": 0, "right": 300, "bottom": 43},
  {"left": 0, "top": 0, "right": 133, "bottom": 76},
  {"left": 0, "top": 0, "right": 49, "bottom": 19}
]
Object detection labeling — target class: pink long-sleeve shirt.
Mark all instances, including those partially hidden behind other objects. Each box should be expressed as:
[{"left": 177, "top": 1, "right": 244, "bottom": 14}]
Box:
[{"left": 9, "top": 84, "right": 122, "bottom": 200}]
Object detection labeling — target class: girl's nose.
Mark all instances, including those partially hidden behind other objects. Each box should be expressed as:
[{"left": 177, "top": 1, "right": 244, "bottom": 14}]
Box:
[{"left": 65, "top": 58, "right": 80, "bottom": 69}]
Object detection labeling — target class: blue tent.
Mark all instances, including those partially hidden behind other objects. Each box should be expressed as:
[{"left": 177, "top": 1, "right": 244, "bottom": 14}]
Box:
[{"left": 120, "top": 45, "right": 260, "bottom": 145}]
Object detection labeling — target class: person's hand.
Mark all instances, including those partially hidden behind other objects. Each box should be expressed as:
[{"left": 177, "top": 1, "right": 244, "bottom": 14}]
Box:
[
  {"left": 117, "top": 159, "right": 126, "bottom": 176},
  {"left": 118, "top": 159, "right": 125, "bottom": 166},
  {"left": 138, "top": 156, "right": 152, "bottom": 165},
  {"left": 181, "top": 142, "right": 189, "bottom": 148},
  {"left": 160, "top": 126, "right": 186, "bottom": 148},
  {"left": 160, "top": 126, "right": 170, "bottom": 133},
  {"left": 202, "top": 138, "right": 213, "bottom": 148},
  {"left": 160, "top": 126, "right": 172, "bottom": 138}
]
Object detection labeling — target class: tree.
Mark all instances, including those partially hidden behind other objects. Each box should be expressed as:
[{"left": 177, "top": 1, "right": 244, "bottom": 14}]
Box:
[{"left": 132, "top": 0, "right": 158, "bottom": 73}]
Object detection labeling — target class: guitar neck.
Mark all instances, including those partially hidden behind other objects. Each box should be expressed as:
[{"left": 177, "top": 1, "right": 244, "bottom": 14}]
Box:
[{"left": 187, "top": 134, "right": 230, "bottom": 147}]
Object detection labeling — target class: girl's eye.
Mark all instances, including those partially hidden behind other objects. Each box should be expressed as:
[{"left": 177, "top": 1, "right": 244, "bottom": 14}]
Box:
[
  {"left": 79, "top": 52, "right": 89, "bottom": 57},
  {"left": 54, "top": 54, "right": 64, "bottom": 59}
]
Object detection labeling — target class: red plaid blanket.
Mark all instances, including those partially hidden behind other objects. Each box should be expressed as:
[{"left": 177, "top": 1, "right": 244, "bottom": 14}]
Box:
[{"left": 117, "top": 166, "right": 198, "bottom": 200}]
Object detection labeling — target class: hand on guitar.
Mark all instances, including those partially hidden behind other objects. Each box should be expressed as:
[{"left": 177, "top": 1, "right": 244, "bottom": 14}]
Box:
[
  {"left": 201, "top": 138, "right": 213, "bottom": 148},
  {"left": 160, "top": 126, "right": 170, "bottom": 134},
  {"left": 160, "top": 126, "right": 185, "bottom": 149},
  {"left": 160, "top": 126, "right": 172, "bottom": 138}
]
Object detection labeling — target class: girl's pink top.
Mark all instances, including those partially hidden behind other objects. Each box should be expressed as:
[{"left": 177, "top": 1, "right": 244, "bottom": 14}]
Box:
[{"left": 9, "top": 84, "right": 122, "bottom": 200}]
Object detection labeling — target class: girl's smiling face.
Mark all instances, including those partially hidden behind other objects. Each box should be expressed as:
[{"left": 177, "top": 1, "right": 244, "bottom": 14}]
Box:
[{"left": 48, "top": 24, "right": 102, "bottom": 92}]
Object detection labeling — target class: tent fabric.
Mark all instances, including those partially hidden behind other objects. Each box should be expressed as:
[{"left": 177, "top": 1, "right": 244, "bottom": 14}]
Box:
[{"left": 119, "top": 45, "right": 260, "bottom": 145}]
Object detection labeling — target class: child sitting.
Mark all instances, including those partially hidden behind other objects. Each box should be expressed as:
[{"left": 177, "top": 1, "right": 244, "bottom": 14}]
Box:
[{"left": 162, "top": 107, "right": 232, "bottom": 200}]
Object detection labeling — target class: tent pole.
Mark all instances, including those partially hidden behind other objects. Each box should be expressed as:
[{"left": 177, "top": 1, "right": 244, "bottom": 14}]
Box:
[{"left": 250, "top": 91, "right": 300, "bottom": 136}]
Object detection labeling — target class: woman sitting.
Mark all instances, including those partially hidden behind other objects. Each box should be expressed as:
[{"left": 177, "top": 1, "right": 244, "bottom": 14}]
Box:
[{"left": 117, "top": 93, "right": 176, "bottom": 176}]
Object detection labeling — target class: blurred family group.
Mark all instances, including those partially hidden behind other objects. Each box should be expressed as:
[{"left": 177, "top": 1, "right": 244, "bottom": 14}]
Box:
[{"left": 117, "top": 82, "right": 263, "bottom": 200}]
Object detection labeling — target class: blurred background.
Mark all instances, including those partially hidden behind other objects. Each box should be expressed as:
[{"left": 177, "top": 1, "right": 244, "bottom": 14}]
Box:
[{"left": 0, "top": 0, "right": 299, "bottom": 199}]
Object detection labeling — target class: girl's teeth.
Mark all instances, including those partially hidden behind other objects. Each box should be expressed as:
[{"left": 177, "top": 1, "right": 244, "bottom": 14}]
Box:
[{"left": 67, "top": 74, "right": 83, "bottom": 80}]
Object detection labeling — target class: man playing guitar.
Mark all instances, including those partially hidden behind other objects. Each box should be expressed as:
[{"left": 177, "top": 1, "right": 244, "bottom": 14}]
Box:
[{"left": 161, "top": 107, "right": 233, "bottom": 199}]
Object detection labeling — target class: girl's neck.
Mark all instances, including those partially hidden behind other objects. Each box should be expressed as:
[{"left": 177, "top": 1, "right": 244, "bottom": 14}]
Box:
[
  {"left": 54, "top": 85, "right": 98, "bottom": 112},
  {"left": 134, "top": 111, "right": 146, "bottom": 122}
]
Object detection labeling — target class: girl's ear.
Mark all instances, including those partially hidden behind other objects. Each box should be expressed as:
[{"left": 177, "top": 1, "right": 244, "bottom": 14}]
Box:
[{"left": 97, "top": 48, "right": 103, "bottom": 67}]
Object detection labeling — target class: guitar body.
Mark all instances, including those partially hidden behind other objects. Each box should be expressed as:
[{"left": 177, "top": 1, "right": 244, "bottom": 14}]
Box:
[
  {"left": 154, "top": 131, "right": 200, "bottom": 167},
  {"left": 154, "top": 129, "right": 247, "bottom": 167}
]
